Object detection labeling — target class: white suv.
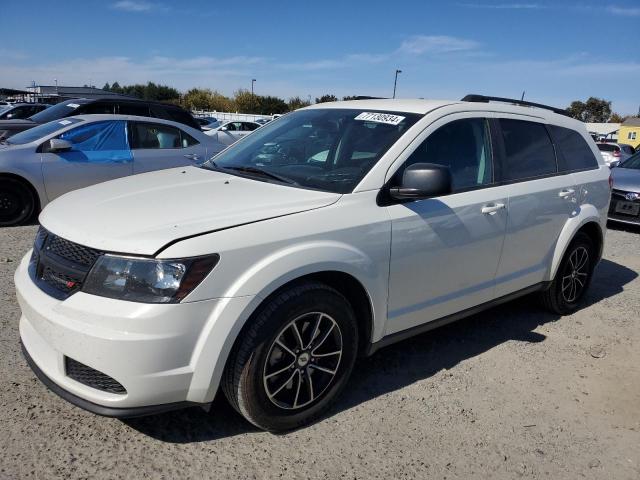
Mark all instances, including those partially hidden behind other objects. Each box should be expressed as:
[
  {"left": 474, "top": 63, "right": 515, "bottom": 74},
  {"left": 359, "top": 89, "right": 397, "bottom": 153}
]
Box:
[{"left": 15, "top": 96, "right": 611, "bottom": 431}]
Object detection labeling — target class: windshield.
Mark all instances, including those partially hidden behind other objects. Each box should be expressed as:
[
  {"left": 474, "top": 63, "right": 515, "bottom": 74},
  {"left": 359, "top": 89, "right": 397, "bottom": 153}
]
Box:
[
  {"left": 620, "top": 151, "right": 640, "bottom": 169},
  {"left": 203, "top": 108, "right": 420, "bottom": 193},
  {"left": 5, "top": 118, "right": 84, "bottom": 145},
  {"left": 28, "top": 100, "right": 84, "bottom": 123}
]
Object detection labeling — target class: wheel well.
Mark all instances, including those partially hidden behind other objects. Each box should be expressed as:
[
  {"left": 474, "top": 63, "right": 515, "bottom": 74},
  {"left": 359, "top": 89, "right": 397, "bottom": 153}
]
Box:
[
  {"left": 576, "top": 221, "right": 604, "bottom": 261},
  {"left": 0, "top": 173, "right": 41, "bottom": 213}
]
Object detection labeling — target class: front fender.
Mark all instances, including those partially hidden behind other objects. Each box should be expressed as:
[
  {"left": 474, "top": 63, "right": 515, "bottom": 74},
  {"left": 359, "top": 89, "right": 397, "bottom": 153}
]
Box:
[
  {"left": 548, "top": 203, "right": 604, "bottom": 281},
  {"left": 186, "top": 241, "right": 387, "bottom": 403}
]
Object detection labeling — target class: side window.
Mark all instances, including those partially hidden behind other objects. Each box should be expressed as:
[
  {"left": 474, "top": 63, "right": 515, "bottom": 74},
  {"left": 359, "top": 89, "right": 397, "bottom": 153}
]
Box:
[
  {"left": 242, "top": 122, "right": 258, "bottom": 131},
  {"left": 77, "top": 102, "right": 116, "bottom": 115},
  {"left": 398, "top": 118, "right": 493, "bottom": 192},
  {"left": 118, "top": 103, "right": 150, "bottom": 117},
  {"left": 550, "top": 125, "right": 599, "bottom": 171},
  {"left": 130, "top": 122, "right": 182, "bottom": 149},
  {"left": 58, "top": 121, "right": 129, "bottom": 151},
  {"left": 225, "top": 123, "right": 238, "bottom": 131},
  {"left": 180, "top": 130, "right": 199, "bottom": 147},
  {"left": 499, "top": 119, "right": 557, "bottom": 181}
]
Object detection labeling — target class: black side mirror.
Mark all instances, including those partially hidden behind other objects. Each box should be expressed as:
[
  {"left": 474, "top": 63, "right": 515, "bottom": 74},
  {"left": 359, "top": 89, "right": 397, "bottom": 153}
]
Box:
[{"left": 389, "top": 163, "right": 452, "bottom": 200}]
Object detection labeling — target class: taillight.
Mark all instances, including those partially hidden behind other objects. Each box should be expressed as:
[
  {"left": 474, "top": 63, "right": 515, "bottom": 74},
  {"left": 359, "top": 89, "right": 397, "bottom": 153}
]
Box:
[
  {"left": 609, "top": 172, "right": 614, "bottom": 190},
  {"left": 613, "top": 150, "right": 621, "bottom": 157}
]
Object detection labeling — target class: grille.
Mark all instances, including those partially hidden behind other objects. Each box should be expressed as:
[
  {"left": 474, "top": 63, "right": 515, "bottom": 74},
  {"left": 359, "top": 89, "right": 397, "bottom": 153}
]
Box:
[
  {"left": 30, "top": 228, "right": 103, "bottom": 299},
  {"left": 46, "top": 234, "right": 102, "bottom": 267},
  {"left": 65, "top": 357, "right": 127, "bottom": 395}
]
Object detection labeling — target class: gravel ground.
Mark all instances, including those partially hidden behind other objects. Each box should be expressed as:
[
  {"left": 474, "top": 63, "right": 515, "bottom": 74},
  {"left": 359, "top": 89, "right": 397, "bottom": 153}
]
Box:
[{"left": 1, "top": 223, "right": 639, "bottom": 480}]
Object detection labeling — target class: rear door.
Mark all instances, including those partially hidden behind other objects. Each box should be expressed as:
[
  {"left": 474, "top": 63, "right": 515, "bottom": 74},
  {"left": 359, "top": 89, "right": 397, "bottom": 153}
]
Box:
[
  {"left": 130, "top": 121, "right": 208, "bottom": 174},
  {"left": 41, "top": 120, "right": 133, "bottom": 200},
  {"left": 493, "top": 117, "right": 577, "bottom": 297}
]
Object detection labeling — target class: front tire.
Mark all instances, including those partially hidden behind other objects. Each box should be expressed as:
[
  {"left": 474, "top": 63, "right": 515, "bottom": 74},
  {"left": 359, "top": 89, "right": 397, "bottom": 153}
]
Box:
[
  {"left": 222, "top": 281, "right": 358, "bottom": 432},
  {"left": 541, "top": 232, "right": 595, "bottom": 315},
  {"left": 0, "top": 177, "right": 35, "bottom": 227}
]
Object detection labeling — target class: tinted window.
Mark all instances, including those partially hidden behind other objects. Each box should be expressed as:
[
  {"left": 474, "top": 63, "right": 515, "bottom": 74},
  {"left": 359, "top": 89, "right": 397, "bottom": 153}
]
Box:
[
  {"left": 399, "top": 118, "right": 493, "bottom": 191},
  {"left": 500, "top": 119, "right": 556, "bottom": 181},
  {"left": 28, "top": 101, "right": 85, "bottom": 122},
  {"left": 118, "top": 103, "right": 150, "bottom": 116},
  {"left": 242, "top": 122, "right": 259, "bottom": 131},
  {"left": 165, "top": 108, "right": 199, "bottom": 129},
  {"left": 597, "top": 144, "right": 618, "bottom": 152},
  {"left": 78, "top": 102, "right": 116, "bottom": 115},
  {"left": 131, "top": 122, "right": 181, "bottom": 149},
  {"left": 550, "top": 125, "right": 599, "bottom": 171},
  {"left": 59, "top": 120, "right": 128, "bottom": 151}
]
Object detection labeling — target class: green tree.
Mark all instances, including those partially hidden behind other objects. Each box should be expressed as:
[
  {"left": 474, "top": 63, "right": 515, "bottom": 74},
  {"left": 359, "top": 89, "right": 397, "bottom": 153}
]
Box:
[
  {"left": 287, "top": 96, "right": 311, "bottom": 111},
  {"left": 566, "top": 97, "right": 612, "bottom": 122},
  {"left": 102, "top": 82, "right": 111, "bottom": 91},
  {"left": 315, "top": 94, "right": 338, "bottom": 104},
  {"left": 182, "top": 88, "right": 234, "bottom": 111},
  {"left": 609, "top": 113, "right": 627, "bottom": 123},
  {"left": 258, "top": 95, "right": 288, "bottom": 115},
  {"left": 342, "top": 95, "right": 361, "bottom": 101}
]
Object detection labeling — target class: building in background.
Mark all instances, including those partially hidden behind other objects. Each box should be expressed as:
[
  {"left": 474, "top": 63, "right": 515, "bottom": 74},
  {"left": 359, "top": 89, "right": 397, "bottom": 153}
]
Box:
[
  {"left": 585, "top": 122, "right": 620, "bottom": 142},
  {"left": 618, "top": 118, "right": 640, "bottom": 149},
  {"left": 22, "top": 84, "right": 125, "bottom": 104}
]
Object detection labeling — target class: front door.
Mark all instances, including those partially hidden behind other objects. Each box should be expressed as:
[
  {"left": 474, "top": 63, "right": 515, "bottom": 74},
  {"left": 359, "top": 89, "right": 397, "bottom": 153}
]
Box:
[
  {"left": 41, "top": 120, "right": 132, "bottom": 201},
  {"left": 129, "top": 121, "right": 208, "bottom": 174},
  {"left": 386, "top": 117, "right": 508, "bottom": 335}
]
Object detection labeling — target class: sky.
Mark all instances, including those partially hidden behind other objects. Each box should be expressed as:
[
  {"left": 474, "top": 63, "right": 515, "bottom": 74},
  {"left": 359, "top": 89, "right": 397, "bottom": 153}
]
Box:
[{"left": 1, "top": 0, "right": 639, "bottom": 114}]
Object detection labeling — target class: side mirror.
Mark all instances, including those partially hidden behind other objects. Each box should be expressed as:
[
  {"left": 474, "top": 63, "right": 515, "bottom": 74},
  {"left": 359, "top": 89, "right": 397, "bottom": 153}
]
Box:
[
  {"left": 219, "top": 126, "right": 228, "bottom": 131},
  {"left": 389, "top": 163, "right": 452, "bottom": 200},
  {"left": 609, "top": 160, "right": 620, "bottom": 168},
  {"left": 5, "top": 113, "right": 14, "bottom": 119},
  {"left": 48, "top": 138, "right": 73, "bottom": 153}
]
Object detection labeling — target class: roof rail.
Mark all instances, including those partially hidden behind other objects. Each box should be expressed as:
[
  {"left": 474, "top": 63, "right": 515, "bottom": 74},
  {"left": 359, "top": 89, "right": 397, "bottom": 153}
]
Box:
[{"left": 461, "top": 94, "right": 570, "bottom": 117}]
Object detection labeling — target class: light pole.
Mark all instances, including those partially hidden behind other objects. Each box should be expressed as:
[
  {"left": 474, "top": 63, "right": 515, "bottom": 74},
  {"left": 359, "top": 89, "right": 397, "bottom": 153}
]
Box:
[
  {"left": 251, "top": 78, "right": 256, "bottom": 113},
  {"left": 393, "top": 69, "right": 402, "bottom": 99}
]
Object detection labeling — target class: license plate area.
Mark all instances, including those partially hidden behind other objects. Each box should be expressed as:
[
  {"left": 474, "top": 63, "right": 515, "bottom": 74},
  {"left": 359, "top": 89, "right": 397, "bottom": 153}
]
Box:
[{"left": 615, "top": 201, "right": 640, "bottom": 216}]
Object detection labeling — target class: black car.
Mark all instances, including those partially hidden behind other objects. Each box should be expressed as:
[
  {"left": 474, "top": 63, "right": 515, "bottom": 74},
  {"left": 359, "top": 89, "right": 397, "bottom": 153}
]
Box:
[
  {"left": 0, "top": 103, "right": 49, "bottom": 120},
  {"left": 0, "top": 97, "right": 200, "bottom": 140}
]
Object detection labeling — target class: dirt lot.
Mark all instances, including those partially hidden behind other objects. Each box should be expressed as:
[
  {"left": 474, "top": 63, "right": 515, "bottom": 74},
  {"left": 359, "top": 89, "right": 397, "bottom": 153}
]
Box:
[{"left": 1, "top": 223, "right": 639, "bottom": 480}]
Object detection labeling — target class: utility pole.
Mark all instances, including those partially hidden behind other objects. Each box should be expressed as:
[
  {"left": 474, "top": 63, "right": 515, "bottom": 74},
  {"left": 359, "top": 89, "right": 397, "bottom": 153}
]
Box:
[
  {"left": 251, "top": 79, "right": 256, "bottom": 113},
  {"left": 393, "top": 69, "right": 402, "bottom": 99}
]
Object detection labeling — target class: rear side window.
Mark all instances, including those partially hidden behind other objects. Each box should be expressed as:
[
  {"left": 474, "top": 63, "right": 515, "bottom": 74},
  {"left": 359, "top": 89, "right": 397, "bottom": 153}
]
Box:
[
  {"left": 130, "top": 122, "right": 182, "bottom": 149},
  {"left": 499, "top": 119, "right": 556, "bottom": 181},
  {"left": 78, "top": 102, "right": 116, "bottom": 115},
  {"left": 180, "top": 130, "right": 199, "bottom": 147},
  {"left": 118, "top": 103, "right": 150, "bottom": 117},
  {"left": 550, "top": 126, "right": 599, "bottom": 171},
  {"left": 165, "top": 108, "right": 199, "bottom": 129}
]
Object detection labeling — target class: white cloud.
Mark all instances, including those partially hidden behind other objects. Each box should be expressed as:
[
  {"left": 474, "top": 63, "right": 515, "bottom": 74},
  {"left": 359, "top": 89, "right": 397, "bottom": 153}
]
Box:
[
  {"left": 111, "top": 1, "right": 167, "bottom": 13},
  {"left": 458, "top": 3, "right": 545, "bottom": 9},
  {"left": 606, "top": 5, "right": 640, "bottom": 16},
  {"left": 397, "top": 35, "right": 480, "bottom": 55}
]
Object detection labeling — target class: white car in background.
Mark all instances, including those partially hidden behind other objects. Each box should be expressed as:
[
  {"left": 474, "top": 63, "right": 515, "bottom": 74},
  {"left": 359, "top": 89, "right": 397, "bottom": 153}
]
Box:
[
  {"left": 16, "top": 96, "right": 610, "bottom": 432},
  {"left": 597, "top": 142, "right": 634, "bottom": 166},
  {"left": 204, "top": 120, "right": 261, "bottom": 146}
]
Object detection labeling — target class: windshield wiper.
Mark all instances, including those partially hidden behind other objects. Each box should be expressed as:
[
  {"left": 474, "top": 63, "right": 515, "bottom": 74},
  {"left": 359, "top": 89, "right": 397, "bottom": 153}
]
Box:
[{"left": 223, "top": 166, "right": 298, "bottom": 185}]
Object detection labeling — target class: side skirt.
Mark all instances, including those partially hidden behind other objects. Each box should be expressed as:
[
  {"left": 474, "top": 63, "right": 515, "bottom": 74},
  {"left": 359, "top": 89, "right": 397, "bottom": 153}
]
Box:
[{"left": 365, "top": 282, "right": 550, "bottom": 356}]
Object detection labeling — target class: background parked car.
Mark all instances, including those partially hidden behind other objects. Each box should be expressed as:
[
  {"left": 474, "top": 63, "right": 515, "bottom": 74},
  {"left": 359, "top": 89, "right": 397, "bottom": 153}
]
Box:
[
  {"left": 597, "top": 142, "right": 633, "bottom": 166},
  {"left": 0, "top": 97, "right": 201, "bottom": 141},
  {"left": 609, "top": 150, "right": 640, "bottom": 225},
  {"left": 0, "top": 103, "right": 48, "bottom": 120},
  {"left": 0, "top": 115, "right": 225, "bottom": 226},
  {"left": 204, "top": 120, "right": 261, "bottom": 146},
  {"left": 195, "top": 117, "right": 223, "bottom": 131}
]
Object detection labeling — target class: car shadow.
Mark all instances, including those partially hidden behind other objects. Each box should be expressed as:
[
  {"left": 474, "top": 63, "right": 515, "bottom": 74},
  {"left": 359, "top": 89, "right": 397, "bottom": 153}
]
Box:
[{"left": 124, "top": 258, "right": 637, "bottom": 443}]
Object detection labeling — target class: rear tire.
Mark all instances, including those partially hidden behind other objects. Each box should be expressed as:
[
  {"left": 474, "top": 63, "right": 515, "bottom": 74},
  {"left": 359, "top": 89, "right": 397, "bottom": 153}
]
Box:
[
  {"left": 222, "top": 281, "right": 358, "bottom": 432},
  {"left": 541, "top": 232, "right": 595, "bottom": 315},
  {"left": 0, "top": 177, "right": 35, "bottom": 227}
]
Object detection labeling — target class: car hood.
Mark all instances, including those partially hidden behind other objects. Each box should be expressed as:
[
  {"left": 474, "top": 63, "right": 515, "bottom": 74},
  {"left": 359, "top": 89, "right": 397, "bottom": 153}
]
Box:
[
  {"left": 612, "top": 167, "right": 640, "bottom": 193},
  {"left": 40, "top": 166, "right": 341, "bottom": 255}
]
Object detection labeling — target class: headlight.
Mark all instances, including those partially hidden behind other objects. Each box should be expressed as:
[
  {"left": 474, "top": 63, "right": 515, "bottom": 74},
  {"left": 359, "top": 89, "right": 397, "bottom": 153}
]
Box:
[{"left": 82, "top": 254, "right": 219, "bottom": 303}]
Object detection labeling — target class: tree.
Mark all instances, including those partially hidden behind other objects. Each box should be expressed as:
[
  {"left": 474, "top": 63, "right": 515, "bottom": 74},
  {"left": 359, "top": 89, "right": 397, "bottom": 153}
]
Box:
[
  {"left": 315, "top": 94, "right": 338, "bottom": 104},
  {"left": 566, "top": 97, "right": 612, "bottom": 122},
  {"left": 102, "top": 82, "right": 111, "bottom": 91},
  {"left": 258, "top": 95, "right": 288, "bottom": 115},
  {"left": 287, "top": 96, "right": 311, "bottom": 111},
  {"left": 101, "top": 81, "right": 180, "bottom": 102},
  {"left": 609, "top": 113, "right": 627, "bottom": 123},
  {"left": 342, "top": 95, "right": 361, "bottom": 101},
  {"left": 182, "top": 88, "right": 234, "bottom": 111}
]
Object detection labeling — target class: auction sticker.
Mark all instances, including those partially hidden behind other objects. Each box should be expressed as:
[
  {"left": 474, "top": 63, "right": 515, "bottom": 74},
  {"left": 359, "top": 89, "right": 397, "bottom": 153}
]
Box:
[
  {"left": 66, "top": 103, "right": 80, "bottom": 108},
  {"left": 59, "top": 120, "right": 72, "bottom": 125},
  {"left": 354, "top": 112, "right": 405, "bottom": 125}
]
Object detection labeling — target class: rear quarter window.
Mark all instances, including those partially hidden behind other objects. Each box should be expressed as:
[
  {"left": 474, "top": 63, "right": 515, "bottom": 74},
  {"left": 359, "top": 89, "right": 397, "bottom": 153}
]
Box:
[
  {"left": 499, "top": 119, "right": 557, "bottom": 181},
  {"left": 550, "top": 125, "right": 599, "bottom": 171}
]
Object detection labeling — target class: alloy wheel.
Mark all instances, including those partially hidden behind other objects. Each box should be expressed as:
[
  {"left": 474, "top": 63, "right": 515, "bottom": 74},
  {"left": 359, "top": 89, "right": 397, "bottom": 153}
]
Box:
[{"left": 561, "top": 246, "right": 590, "bottom": 303}]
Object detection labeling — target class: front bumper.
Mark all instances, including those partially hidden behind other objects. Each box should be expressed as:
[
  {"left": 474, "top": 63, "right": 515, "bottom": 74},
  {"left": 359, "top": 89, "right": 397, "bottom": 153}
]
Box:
[{"left": 15, "top": 252, "right": 255, "bottom": 414}]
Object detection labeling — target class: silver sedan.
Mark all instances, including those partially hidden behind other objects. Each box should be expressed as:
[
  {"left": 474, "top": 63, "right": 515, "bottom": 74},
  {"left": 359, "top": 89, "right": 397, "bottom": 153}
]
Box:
[{"left": 0, "top": 114, "right": 226, "bottom": 226}]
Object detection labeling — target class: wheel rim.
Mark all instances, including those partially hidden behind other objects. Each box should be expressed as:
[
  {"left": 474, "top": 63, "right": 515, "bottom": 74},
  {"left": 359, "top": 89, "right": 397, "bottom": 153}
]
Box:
[
  {"left": 263, "top": 312, "right": 343, "bottom": 410},
  {"left": 561, "top": 246, "right": 589, "bottom": 303},
  {"left": 0, "top": 183, "right": 31, "bottom": 224}
]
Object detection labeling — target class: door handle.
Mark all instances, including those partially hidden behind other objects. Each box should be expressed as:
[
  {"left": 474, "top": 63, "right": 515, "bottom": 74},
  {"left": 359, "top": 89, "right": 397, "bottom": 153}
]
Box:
[
  {"left": 481, "top": 202, "right": 505, "bottom": 215},
  {"left": 558, "top": 188, "right": 575, "bottom": 199},
  {"left": 184, "top": 153, "right": 201, "bottom": 161}
]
